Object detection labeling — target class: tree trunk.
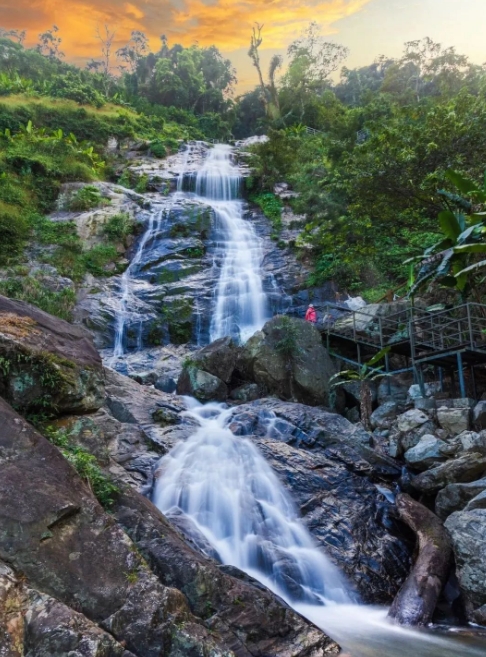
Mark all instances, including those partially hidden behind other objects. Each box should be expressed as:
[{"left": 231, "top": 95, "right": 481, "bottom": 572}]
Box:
[
  {"left": 388, "top": 493, "right": 452, "bottom": 626},
  {"left": 360, "top": 381, "right": 372, "bottom": 431}
]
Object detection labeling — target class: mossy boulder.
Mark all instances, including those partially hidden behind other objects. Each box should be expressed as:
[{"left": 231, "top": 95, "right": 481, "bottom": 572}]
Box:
[
  {"left": 0, "top": 295, "right": 104, "bottom": 415},
  {"left": 240, "top": 316, "right": 338, "bottom": 407},
  {"left": 177, "top": 365, "right": 228, "bottom": 402}
]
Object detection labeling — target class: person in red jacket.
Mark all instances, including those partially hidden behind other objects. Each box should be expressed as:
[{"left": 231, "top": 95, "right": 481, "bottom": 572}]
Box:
[{"left": 305, "top": 304, "right": 317, "bottom": 323}]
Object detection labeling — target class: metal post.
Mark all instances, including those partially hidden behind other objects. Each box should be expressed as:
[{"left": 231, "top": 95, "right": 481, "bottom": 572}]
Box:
[
  {"left": 357, "top": 343, "right": 362, "bottom": 366},
  {"left": 457, "top": 352, "right": 466, "bottom": 399},
  {"left": 439, "top": 367, "right": 444, "bottom": 393},
  {"left": 467, "top": 303, "right": 474, "bottom": 349},
  {"left": 385, "top": 352, "right": 391, "bottom": 395},
  {"left": 418, "top": 365, "right": 426, "bottom": 397}
]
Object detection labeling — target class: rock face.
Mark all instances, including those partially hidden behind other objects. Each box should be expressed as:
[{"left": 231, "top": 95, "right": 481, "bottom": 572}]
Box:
[
  {"left": 224, "top": 399, "right": 411, "bottom": 603},
  {"left": 0, "top": 397, "right": 234, "bottom": 657},
  {"left": 192, "top": 337, "right": 239, "bottom": 383},
  {"left": 435, "top": 478, "right": 486, "bottom": 520},
  {"left": 0, "top": 295, "right": 104, "bottom": 414},
  {"left": 239, "top": 317, "right": 337, "bottom": 407},
  {"left": 445, "top": 509, "right": 486, "bottom": 625}
]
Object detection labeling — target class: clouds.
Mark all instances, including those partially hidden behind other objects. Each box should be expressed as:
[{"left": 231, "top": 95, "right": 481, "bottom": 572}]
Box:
[{"left": 0, "top": 0, "right": 372, "bottom": 60}]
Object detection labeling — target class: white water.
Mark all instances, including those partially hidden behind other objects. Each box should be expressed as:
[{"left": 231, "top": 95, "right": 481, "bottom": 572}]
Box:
[
  {"left": 153, "top": 400, "right": 351, "bottom": 606},
  {"left": 111, "top": 210, "right": 163, "bottom": 363},
  {"left": 192, "top": 144, "right": 269, "bottom": 343},
  {"left": 154, "top": 400, "right": 486, "bottom": 657}
]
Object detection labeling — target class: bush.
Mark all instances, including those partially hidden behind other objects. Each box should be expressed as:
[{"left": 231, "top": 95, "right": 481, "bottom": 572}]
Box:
[
  {"left": 82, "top": 244, "right": 119, "bottom": 276},
  {"left": 68, "top": 185, "right": 107, "bottom": 212},
  {"left": 150, "top": 140, "right": 167, "bottom": 158},
  {"left": 250, "top": 192, "right": 283, "bottom": 233},
  {"left": 0, "top": 276, "right": 76, "bottom": 321},
  {"left": 0, "top": 201, "right": 29, "bottom": 264},
  {"left": 103, "top": 212, "right": 134, "bottom": 240}
]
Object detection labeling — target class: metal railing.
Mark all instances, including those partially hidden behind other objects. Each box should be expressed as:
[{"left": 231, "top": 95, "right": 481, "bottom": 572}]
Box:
[{"left": 324, "top": 302, "right": 486, "bottom": 358}]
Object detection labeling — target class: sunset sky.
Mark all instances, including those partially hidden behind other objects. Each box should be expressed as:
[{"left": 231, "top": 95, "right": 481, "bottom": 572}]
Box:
[{"left": 1, "top": 0, "right": 485, "bottom": 91}]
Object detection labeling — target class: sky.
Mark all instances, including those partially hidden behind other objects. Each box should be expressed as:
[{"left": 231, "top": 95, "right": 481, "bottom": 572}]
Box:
[{"left": 1, "top": 0, "right": 486, "bottom": 92}]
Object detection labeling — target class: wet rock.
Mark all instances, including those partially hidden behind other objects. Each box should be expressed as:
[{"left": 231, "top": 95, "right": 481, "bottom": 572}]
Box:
[
  {"left": 437, "top": 406, "right": 471, "bottom": 436},
  {"left": 241, "top": 317, "right": 337, "bottom": 407},
  {"left": 473, "top": 401, "right": 486, "bottom": 430},
  {"left": 192, "top": 336, "right": 239, "bottom": 383},
  {"left": 411, "top": 453, "right": 486, "bottom": 494},
  {"left": 435, "top": 478, "right": 486, "bottom": 520},
  {"left": 152, "top": 405, "right": 180, "bottom": 426},
  {"left": 404, "top": 435, "right": 448, "bottom": 471},
  {"left": 0, "top": 295, "right": 104, "bottom": 415},
  {"left": 177, "top": 365, "right": 228, "bottom": 402},
  {"left": 445, "top": 509, "right": 486, "bottom": 625},
  {"left": 0, "top": 397, "right": 230, "bottom": 657},
  {"left": 113, "top": 489, "right": 339, "bottom": 656},
  {"left": 371, "top": 401, "right": 399, "bottom": 430},
  {"left": 229, "top": 383, "right": 260, "bottom": 403}
]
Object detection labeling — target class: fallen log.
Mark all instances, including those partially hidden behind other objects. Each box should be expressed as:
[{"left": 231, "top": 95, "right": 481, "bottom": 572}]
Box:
[{"left": 388, "top": 492, "right": 452, "bottom": 625}]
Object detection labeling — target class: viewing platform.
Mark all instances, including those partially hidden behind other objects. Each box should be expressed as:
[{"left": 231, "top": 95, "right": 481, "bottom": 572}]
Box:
[{"left": 320, "top": 302, "right": 486, "bottom": 399}]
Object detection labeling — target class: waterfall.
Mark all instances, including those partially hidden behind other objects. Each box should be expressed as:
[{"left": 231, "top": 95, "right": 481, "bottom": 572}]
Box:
[
  {"left": 110, "top": 210, "right": 163, "bottom": 363},
  {"left": 153, "top": 400, "right": 352, "bottom": 606},
  {"left": 154, "top": 400, "right": 486, "bottom": 657},
  {"left": 192, "top": 144, "right": 269, "bottom": 343}
]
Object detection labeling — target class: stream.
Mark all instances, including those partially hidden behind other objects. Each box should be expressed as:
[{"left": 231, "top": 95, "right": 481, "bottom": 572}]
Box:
[{"left": 114, "top": 142, "right": 486, "bottom": 656}]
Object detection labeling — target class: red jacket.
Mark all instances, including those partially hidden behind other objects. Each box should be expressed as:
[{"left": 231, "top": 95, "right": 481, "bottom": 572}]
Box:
[{"left": 305, "top": 307, "right": 317, "bottom": 323}]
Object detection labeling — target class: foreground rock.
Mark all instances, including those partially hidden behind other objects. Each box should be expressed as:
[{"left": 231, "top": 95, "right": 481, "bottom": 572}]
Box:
[
  {"left": 445, "top": 509, "right": 486, "bottom": 625},
  {"left": 0, "top": 295, "right": 104, "bottom": 414},
  {"left": 0, "top": 397, "right": 233, "bottom": 657},
  {"left": 411, "top": 453, "right": 486, "bottom": 493},
  {"left": 388, "top": 494, "right": 452, "bottom": 626}
]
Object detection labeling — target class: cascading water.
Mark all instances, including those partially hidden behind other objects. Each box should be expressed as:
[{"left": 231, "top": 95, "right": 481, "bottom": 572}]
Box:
[
  {"left": 154, "top": 400, "right": 486, "bottom": 657},
  {"left": 154, "top": 399, "right": 351, "bottom": 606},
  {"left": 192, "top": 144, "right": 270, "bottom": 343}
]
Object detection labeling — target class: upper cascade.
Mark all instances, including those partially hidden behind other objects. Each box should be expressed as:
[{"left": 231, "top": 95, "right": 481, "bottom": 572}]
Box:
[{"left": 185, "top": 143, "right": 270, "bottom": 343}]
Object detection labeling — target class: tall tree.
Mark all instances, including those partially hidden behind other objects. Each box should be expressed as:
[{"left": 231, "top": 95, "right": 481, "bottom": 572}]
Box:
[{"left": 36, "top": 25, "right": 64, "bottom": 60}]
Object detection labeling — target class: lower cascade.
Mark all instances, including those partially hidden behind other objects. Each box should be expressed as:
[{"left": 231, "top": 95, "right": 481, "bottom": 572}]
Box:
[{"left": 154, "top": 399, "right": 486, "bottom": 657}]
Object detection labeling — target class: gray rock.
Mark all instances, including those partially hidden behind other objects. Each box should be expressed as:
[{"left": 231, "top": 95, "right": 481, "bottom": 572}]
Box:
[
  {"left": 241, "top": 317, "right": 337, "bottom": 408},
  {"left": 414, "top": 397, "right": 437, "bottom": 414},
  {"left": 370, "top": 401, "right": 398, "bottom": 430},
  {"left": 445, "top": 509, "right": 486, "bottom": 625},
  {"left": 407, "top": 382, "right": 441, "bottom": 402},
  {"left": 437, "top": 406, "right": 471, "bottom": 435},
  {"left": 411, "top": 453, "right": 486, "bottom": 494},
  {"left": 193, "top": 336, "right": 239, "bottom": 383},
  {"left": 435, "top": 478, "right": 486, "bottom": 520},
  {"left": 459, "top": 430, "right": 486, "bottom": 454},
  {"left": 229, "top": 383, "right": 260, "bottom": 403},
  {"left": 396, "top": 409, "right": 430, "bottom": 433},
  {"left": 154, "top": 374, "right": 177, "bottom": 393},
  {"left": 177, "top": 365, "right": 228, "bottom": 402},
  {"left": 465, "top": 490, "right": 486, "bottom": 512},
  {"left": 404, "top": 435, "right": 448, "bottom": 471},
  {"left": 343, "top": 380, "right": 377, "bottom": 407},
  {"left": 473, "top": 401, "right": 486, "bottom": 430},
  {"left": 399, "top": 420, "right": 437, "bottom": 453}
]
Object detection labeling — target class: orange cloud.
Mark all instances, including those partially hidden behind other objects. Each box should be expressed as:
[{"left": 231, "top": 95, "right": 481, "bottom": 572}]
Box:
[{"left": 0, "top": 0, "right": 371, "bottom": 66}]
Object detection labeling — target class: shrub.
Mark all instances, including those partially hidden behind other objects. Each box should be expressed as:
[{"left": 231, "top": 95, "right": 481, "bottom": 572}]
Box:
[
  {"left": 0, "top": 276, "right": 76, "bottom": 321},
  {"left": 68, "top": 185, "right": 107, "bottom": 212},
  {"left": 0, "top": 201, "right": 29, "bottom": 264},
  {"left": 150, "top": 140, "right": 167, "bottom": 158},
  {"left": 103, "top": 212, "right": 134, "bottom": 240}
]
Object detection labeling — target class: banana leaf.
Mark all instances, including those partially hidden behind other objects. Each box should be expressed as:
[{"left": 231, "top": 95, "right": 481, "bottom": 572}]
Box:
[
  {"left": 454, "top": 259, "right": 486, "bottom": 277},
  {"left": 438, "top": 211, "right": 462, "bottom": 240},
  {"left": 453, "top": 243, "right": 486, "bottom": 254}
]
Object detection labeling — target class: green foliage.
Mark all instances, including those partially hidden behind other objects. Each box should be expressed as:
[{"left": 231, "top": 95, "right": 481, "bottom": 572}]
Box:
[
  {"left": 150, "top": 139, "right": 167, "bottom": 158},
  {"left": 103, "top": 212, "right": 134, "bottom": 240},
  {"left": 274, "top": 315, "right": 300, "bottom": 358},
  {"left": 68, "top": 185, "right": 108, "bottom": 211},
  {"left": 134, "top": 173, "right": 148, "bottom": 193},
  {"left": 250, "top": 192, "right": 283, "bottom": 234},
  {"left": 44, "top": 426, "right": 119, "bottom": 508},
  {"left": 0, "top": 276, "right": 76, "bottom": 320}
]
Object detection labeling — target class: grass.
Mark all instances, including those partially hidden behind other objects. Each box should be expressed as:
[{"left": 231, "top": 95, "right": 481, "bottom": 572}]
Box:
[
  {"left": 44, "top": 426, "right": 119, "bottom": 508},
  {"left": 0, "top": 276, "right": 76, "bottom": 321},
  {"left": 250, "top": 192, "right": 283, "bottom": 237}
]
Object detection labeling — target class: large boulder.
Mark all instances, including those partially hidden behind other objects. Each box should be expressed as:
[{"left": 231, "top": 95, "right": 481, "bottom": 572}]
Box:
[
  {"left": 192, "top": 336, "right": 239, "bottom": 383},
  {"left": 0, "top": 397, "right": 231, "bottom": 657},
  {"left": 0, "top": 295, "right": 104, "bottom": 414},
  {"left": 445, "top": 509, "right": 486, "bottom": 625},
  {"left": 240, "top": 317, "right": 337, "bottom": 407},
  {"left": 370, "top": 401, "right": 399, "bottom": 430},
  {"left": 396, "top": 409, "right": 430, "bottom": 433},
  {"left": 411, "top": 453, "right": 486, "bottom": 494},
  {"left": 435, "top": 478, "right": 486, "bottom": 520},
  {"left": 177, "top": 365, "right": 228, "bottom": 402}
]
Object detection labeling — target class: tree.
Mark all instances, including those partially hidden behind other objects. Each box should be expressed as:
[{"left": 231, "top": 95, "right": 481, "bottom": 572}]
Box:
[
  {"left": 0, "top": 28, "right": 26, "bottom": 44},
  {"left": 93, "top": 24, "right": 117, "bottom": 95},
  {"left": 116, "top": 30, "right": 149, "bottom": 73},
  {"left": 330, "top": 348, "right": 391, "bottom": 431},
  {"left": 36, "top": 25, "right": 64, "bottom": 60}
]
